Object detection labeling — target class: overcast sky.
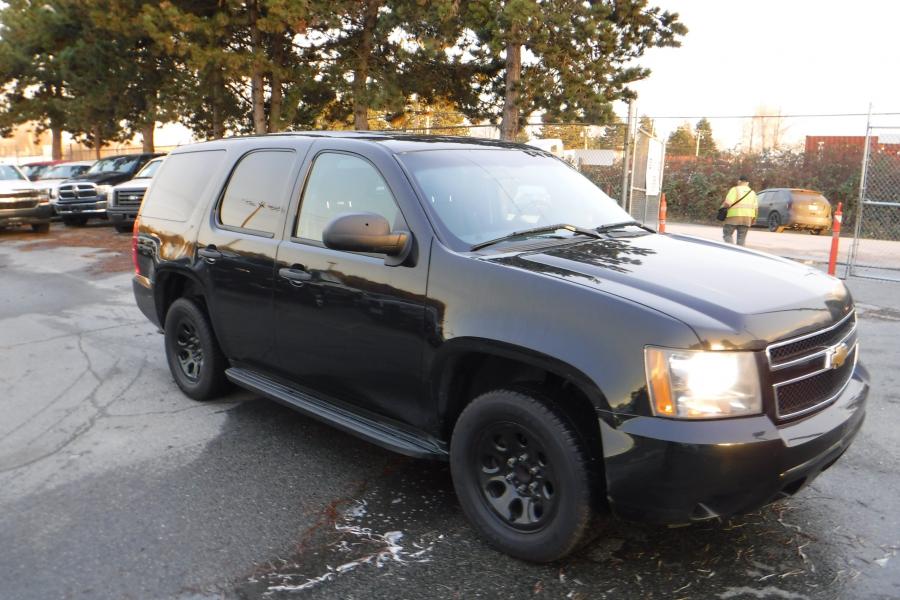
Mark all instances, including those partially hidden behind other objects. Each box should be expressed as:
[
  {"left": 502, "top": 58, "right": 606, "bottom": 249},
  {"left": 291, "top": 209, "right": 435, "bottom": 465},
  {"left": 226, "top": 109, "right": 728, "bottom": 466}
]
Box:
[{"left": 622, "top": 0, "right": 900, "bottom": 148}]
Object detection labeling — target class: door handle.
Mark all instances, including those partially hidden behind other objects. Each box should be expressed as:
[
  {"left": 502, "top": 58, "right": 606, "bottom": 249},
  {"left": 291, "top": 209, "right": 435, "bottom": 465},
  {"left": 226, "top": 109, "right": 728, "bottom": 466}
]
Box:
[
  {"left": 198, "top": 245, "right": 222, "bottom": 263},
  {"left": 279, "top": 266, "right": 312, "bottom": 286}
]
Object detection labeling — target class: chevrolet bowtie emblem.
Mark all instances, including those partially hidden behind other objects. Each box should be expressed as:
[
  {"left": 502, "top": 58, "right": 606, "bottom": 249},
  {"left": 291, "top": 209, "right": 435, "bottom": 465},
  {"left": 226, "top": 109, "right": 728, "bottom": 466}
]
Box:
[{"left": 826, "top": 342, "right": 850, "bottom": 369}]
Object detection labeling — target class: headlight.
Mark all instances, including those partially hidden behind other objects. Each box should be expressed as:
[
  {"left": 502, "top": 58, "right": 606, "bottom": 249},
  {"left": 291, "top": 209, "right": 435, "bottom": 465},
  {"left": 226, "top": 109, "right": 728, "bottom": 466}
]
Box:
[
  {"left": 644, "top": 347, "right": 761, "bottom": 419},
  {"left": 37, "top": 188, "right": 52, "bottom": 204},
  {"left": 96, "top": 184, "right": 112, "bottom": 198}
]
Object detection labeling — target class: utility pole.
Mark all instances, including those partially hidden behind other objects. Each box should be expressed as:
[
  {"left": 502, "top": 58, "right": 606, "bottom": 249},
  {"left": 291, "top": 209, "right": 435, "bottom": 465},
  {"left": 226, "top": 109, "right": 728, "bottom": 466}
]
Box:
[
  {"left": 620, "top": 101, "right": 636, "bottom": 210},
  {"left": 695, "top": 130, "right": 703, "bottom": 157}
]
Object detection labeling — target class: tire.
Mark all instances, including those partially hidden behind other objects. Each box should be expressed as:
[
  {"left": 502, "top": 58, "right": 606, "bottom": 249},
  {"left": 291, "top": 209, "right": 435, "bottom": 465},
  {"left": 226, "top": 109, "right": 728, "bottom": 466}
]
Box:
[
  {"left": 767, "top": 212, "right": 781, "bottom": 232},
  {"left": 62, "top": 215, "right": 88, "bottom": 227},
  {"left": 450, "top": 388, "right": 594, "bottom": 562},
  {"left": 810, "top": 229, "right": 824, "bottom": 235},
  {"left": 164, "top": 298, "right": 230, "bottom": 400},
  {"left": 31, "top": 223, "right": 50, "bottom": 233},
  {"left": 113, "top": 222, "right": 133, "bottom": 234}
]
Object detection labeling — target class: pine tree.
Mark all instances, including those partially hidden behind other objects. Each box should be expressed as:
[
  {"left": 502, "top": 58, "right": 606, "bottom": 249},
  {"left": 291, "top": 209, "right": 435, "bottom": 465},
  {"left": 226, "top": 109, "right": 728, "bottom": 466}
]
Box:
[
  {"left": 695, "top": 118, "right": 718, "bottom": 157},
  {"left": 0, "top": 0, "right": 79, "bottom": 159},
  {"left": 666, "top": 122, "right": 697, "bottom": 157},
  {"left": 457, "top": 0, "right": 686, "bottom": 141}
]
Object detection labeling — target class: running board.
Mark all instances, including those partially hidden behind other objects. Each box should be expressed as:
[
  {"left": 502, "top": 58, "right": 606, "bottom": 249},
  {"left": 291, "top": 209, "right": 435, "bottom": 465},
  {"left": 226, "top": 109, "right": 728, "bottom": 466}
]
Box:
[{"left": 226, "top": 367, "right": 448, "bottom": 460}]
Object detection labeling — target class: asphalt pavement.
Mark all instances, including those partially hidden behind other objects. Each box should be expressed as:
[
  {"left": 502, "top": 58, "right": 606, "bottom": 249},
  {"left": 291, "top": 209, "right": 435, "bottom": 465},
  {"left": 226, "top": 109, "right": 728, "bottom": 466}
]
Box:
[{"left": 1, "top": 222, "right": 898, "bottom": 600}]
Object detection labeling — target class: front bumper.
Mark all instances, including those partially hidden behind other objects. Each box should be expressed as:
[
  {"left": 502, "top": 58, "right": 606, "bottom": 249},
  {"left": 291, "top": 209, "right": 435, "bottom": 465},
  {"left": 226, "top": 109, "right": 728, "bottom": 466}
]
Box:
[
  {"left": 56, "top": 199, "right": 108, "bottom": 216},
  {"left": 602, "top": 363, "right": 868, "bottom": 524},
  {"left": 0, "top": 203, "right": 53, "bottom": 226},
  {"left": 108, "top": 207, "right": 137, "bottom": 225}
]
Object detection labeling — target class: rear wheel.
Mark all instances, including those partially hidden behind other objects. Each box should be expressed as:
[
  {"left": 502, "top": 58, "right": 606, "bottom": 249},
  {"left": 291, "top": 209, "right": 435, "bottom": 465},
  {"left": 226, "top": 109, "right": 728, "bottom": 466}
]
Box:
[
  {"left": 62, "top": 215, "right": 88, "bottom": 227},
  {"left": 31, "top": 223, "right": 50, "bottom": 233},
  {"left": 164, "top": 298, "right": 230, "bottom": 400},
  {"left": 450, "top": 388, "right": 594, "bottom": 562},
  {"left": 810, "top": 228, "right": 825, "bottom": 235},
  {"left": 767, "top": 212, "right": 782, "bottom": 232}
]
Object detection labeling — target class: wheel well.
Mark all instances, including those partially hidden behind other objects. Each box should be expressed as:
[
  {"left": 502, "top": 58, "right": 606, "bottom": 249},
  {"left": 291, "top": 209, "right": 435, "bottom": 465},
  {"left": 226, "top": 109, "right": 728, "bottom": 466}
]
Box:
[
  {"left": 440, "top": 352, "right": 604, "bottom": 486},
  {"left": 156, "top": 271, "right": 207, "bottom": 326}
]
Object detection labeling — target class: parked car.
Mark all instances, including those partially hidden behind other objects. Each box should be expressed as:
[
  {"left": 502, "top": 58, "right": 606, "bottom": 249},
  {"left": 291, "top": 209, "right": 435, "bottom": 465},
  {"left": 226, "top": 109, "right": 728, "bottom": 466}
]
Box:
[
  {"left": 107, "top": 156, "right": 164, "bottom": 233},
  {"left": 33, "top": 161, "right": 95, "bottom": 212},
  {"left": 755, "top": 188, "right": 832, "bottom": 234},
  {"left": 133, "top": 133, "right": 868, "bottom": 562},
  {"left": 0, "top": 163, "right": 52, "bottom": 233},
  {"left": 20, "top": 160, "right": 63, "bottom": 181},
  {"left": 56, "top": 153, "right": 162, "bottom": 226}
]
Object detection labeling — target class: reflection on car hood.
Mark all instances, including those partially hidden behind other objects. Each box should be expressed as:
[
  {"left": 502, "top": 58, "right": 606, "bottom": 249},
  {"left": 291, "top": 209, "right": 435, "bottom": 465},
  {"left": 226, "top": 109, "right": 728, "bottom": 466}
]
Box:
[
  {"left": 487, "top": 232, "right": 852, "bottom": 349},
  {"left": 0, "top": 180, "right": 38, "bottom": 194}
]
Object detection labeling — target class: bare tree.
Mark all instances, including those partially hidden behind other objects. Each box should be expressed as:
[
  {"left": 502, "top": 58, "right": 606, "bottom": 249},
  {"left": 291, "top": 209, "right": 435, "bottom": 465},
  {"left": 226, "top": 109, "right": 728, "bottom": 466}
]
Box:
[{"left": 743, "top": 106, "right": 789, "bottom": 153}]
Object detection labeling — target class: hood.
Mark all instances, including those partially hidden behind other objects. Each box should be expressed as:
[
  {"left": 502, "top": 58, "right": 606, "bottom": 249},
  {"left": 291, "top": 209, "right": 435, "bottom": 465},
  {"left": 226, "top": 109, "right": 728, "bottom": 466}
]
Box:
[
  {"left": 66, "top": 171, "right": 135, "bottom": 185},
  {"left": 0, "top": 180, "right": 38, "bottom": 194},
  {"left": 112, "top": 177, "right": 152, "bottom": 191},
  {"left": 488, "top": 232, "right": 852, "bottom": 350}
]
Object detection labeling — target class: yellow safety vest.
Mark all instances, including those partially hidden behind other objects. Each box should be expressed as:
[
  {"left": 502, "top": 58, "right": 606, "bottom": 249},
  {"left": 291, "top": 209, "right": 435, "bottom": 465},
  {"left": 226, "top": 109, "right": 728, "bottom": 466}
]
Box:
[{"left": 724, "top": 186, "right": 758, "bottom": 219}]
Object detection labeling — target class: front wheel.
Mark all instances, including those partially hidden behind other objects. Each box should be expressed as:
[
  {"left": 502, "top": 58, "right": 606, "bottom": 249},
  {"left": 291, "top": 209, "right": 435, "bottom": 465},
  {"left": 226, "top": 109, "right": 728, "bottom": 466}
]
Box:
[
  {"left": 810, "top": 228, "right": 825, "bottom": 235},
  {"left": 164, "top": 298, "right": 230, "bottom": 400},
  {"left": 31, "top": 223, "right": 50, "bottom": 233},
  {"left": 450, "top": 388, "right": 594, "bottom": 562},
  {"left": 113, "top": 222, "right": 133, "bottom": 234}
]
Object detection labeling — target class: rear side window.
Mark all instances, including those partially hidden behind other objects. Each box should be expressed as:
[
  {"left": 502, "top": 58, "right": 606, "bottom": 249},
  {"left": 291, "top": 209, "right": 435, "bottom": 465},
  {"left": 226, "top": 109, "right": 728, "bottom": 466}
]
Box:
[
  {"left": 219, "top": 150, "right": 296, "bottom": 236},
  {"left": 141, "top": 150, "right": 227, "bottom": 222}
]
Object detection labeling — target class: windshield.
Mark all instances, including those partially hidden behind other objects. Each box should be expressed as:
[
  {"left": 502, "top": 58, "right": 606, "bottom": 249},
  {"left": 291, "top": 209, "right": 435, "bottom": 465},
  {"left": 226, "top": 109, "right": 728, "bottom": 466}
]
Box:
[
  {"left": 134, "top": 159, "right": 162, "bottom": 179},
  {"left": 42, "top": 164, "right": 89, "bottom": 179},
  {"left": 0, "top": 165, "right": 27, "bottom": 181},
  {"left": 86, "top": 156, "right": 142, "bottom": 175},
  {"left": 398, "top": 148, "right": 632, "bottom": 248}
]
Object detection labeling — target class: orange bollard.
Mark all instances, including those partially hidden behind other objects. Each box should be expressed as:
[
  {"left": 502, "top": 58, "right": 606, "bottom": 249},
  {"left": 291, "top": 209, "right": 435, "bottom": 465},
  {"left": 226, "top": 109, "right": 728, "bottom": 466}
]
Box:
[
  {"left": 827, "top": 202, "right": 843, "bottom": 276},
  {"left": 658, "top": 193, "right": 667, "bottom": 233}
]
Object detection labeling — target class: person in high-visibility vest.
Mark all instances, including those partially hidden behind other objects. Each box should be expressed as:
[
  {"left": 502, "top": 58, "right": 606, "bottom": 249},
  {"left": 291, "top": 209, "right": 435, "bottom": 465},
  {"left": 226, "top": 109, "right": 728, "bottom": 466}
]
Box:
[{"left": 721, "top": 175, "right": 758, "bottom": 246}]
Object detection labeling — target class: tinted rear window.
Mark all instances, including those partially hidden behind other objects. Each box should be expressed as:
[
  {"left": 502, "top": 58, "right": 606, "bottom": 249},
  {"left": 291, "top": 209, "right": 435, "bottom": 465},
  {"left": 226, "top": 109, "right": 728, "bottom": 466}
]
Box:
[
  {"left": 141, "top": 150, "right": 227, "bottom": 222},
  {"left": 792, "top": 192, "right": 828, "bottom": 205}
]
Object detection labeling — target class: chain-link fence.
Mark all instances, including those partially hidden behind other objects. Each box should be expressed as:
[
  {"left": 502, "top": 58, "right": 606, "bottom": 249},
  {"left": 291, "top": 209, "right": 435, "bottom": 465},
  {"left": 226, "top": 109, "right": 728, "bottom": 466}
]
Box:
[{"left": 846, "top": 125, "right": 900, "bottom": 281}]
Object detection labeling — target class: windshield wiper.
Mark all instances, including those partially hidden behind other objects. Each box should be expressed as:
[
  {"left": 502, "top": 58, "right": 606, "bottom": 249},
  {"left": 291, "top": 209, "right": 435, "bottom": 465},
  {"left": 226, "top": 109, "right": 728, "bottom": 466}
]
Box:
[
  {"left": 594, "top": 220, "right": 644, "bottom": 233},
  {"left": 470, "top": 223, "right": 603, "bottom": 251}
]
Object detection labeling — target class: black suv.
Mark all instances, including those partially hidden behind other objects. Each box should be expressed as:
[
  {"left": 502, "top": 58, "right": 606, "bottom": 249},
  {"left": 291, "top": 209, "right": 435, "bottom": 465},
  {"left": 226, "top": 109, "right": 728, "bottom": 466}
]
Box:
[
  {"left": 133, "top": 133, "right": 868, "bottom": 562},
  {"left": 56, "top": 153, "right": 162, "bottom": 226}
]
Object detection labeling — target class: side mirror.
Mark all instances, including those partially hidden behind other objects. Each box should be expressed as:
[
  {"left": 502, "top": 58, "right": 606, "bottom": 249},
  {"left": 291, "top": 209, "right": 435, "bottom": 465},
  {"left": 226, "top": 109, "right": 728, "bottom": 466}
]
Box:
[{"left": 322, "top": 212, "right": 412, "bottom": 263}]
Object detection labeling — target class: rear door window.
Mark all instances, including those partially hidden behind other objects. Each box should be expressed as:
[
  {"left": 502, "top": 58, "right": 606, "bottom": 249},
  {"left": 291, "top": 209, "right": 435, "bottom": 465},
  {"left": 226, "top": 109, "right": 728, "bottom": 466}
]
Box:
[
  {"left": 141, "top": 150, "right": 227, "bottom": 222},
  {"left": 219, "top": 150, "right": 296, "bottom": 236}
]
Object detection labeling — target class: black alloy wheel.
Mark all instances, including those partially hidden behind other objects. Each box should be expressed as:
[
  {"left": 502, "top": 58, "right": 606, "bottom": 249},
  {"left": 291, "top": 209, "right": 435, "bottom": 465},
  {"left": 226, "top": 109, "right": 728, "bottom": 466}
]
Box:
[
  {"left": 174, "top": 321, "right": 203, "bottom": 382},
  {"left": 450, "top": 388, "right": 594, "bottom": 562},
  {"left": 475, "top": 423, "right": 558, "bottom": 531},
  {"left": 164, "top": 297, "right": 230, "bottom": 400},
  {"left": 768, "top": 212, "right": 781, "bottom": 232}
]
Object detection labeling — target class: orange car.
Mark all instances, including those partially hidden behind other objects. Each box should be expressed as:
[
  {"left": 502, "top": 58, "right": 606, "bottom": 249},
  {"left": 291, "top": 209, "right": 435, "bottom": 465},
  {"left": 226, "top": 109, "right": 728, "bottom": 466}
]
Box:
[{"left": 755, "top": 188, "right": 832, "bottom": 234}]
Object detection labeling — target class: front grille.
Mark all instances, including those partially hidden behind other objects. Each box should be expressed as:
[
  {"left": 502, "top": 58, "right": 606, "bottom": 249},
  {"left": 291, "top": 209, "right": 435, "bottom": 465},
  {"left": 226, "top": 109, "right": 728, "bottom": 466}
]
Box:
[
  {"left": 0, "top": 198, "right": 39, "bottom": 210},
  {"left": 775, "top": 346, "right": 857, "bottom": 418},
  {"left": 58, "top": 183, "right": 98, "bottom": 202},
  {"left": 767, "top": 311, "right": 858, "bottom": 420},
  {"left": 768, "top": 312, "right": 856, "bottom": 365},
  {"left": 113, "top": 189, "right": 145, "bottom": 207}
]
